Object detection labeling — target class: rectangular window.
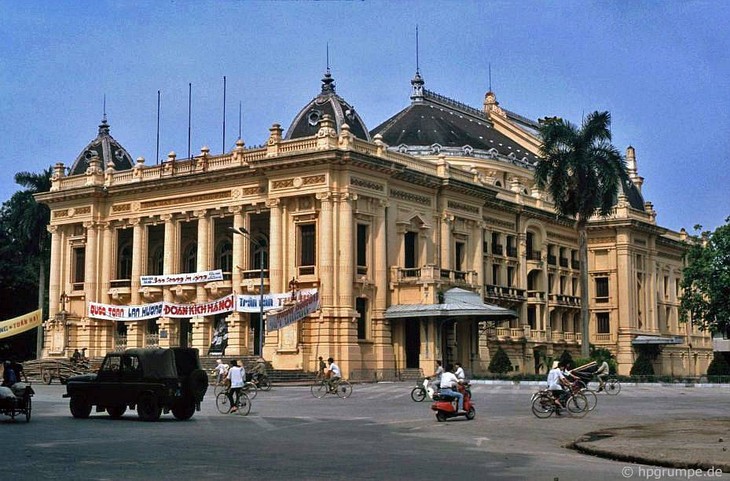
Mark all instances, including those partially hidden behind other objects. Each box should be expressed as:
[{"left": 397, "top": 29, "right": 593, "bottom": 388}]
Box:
[
  {"left": 492, "top": 264, "right": 500, "bottom": 285},
  {"left": 455, "top": 241, "right": 465, "bottom": 272},
  {"left": 596, "top": 312, "right": 610, "bottom": 334},
  {"left": 527, "top": 306, "right": 536, "bottom": 330},
  {"left": 506, "top": 266, "right": 514, "bottom": 287},
  {"left": 548, "top": 274, "right": 554, "bottom": 294},
  {"left": 595, "top": 277, "right": 609, "bottom": 302},
  {"left": 355, "top": 298, "right": 368, "bottom": 340},
  {"left": 299, "top": 224, "right": 316, "bottom": 267},
  {"left": 404, "top": 231, "right": 417, "bottom": 268},
  {"left": 357, "top": 224, "right": 368, "bottom": 275},
  {"left": 73, "top": 247, "right": 86, "bottom": 287}
]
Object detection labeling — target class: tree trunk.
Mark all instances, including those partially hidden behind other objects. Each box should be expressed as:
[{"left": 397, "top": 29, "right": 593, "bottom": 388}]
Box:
[
  {"left": 578, "top": 219, "right": 590, "bottom": 358},
  {"left": 36, "top": 257, "right": 45, "bottom": 359}
]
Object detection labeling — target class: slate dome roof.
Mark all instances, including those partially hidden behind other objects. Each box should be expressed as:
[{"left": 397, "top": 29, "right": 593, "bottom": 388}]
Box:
[
  {"left": 285, "top": 70, "right": 370, "bottom": 141},
  {"left": 69, "top": 117, "right": 134, "bottom": 175}
]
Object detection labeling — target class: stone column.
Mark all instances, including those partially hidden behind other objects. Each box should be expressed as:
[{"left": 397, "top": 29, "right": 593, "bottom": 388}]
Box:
[
  {"left": 338, "top": 193, "right": 354, "bottom": 310},
  {"left": 130, "top": 218, "right": 145, "bottom": 305},
  {"left": 373, "top": 199, "right": 394, "bottom": 369},
  {"left": 317, "top": 193, "right": 334, "bottom": 309},
  {"left": 195, "top": 209, "right": 210, "bottom": 303},
  {"left": 440, "top": 213, "right": 453, "bottom": 270},
  {"left": 264, "top": 199, "right": 281, "bottom": 358},
  {"left": 162, "top": 214, "right": 177, "bottom": 303},
  {"left": 84, "top": 221, "right": 99, "bottom": 302},
  {"left": 48, "top": 225, "right": 61, "bottom": 316},
  {"left": 99, "top": 222, "right": 113, "bottom": 304},
  {"left": 230, "top": 206, "right": 244, "bottom": 291}
]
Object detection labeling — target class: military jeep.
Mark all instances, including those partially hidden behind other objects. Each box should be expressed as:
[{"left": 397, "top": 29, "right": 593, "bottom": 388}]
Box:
[{"left": 64, "top": 348, "right": 208, "bottom": 421}]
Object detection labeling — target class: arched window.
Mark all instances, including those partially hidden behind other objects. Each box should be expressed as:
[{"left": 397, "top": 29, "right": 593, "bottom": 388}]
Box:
[
  {"left": 149, "top": 245, "right": 164, "bottom": 275},
  {"left": 118, "top": 244, "right": 132, "bottom": 280},
  {"left": 216, "top": 239, "right": 233, "bottom": 273},
  {"left": 182, "top": 242, "right": 197, "bottom": 273}
]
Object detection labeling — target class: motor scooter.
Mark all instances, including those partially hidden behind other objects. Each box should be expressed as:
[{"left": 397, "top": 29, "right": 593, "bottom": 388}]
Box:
[
  {"left": 430, "top": 382, "right": 475, "bottom": 422},
  {"left": 411, "top": 377, "right": 437, "bottom": 402}
]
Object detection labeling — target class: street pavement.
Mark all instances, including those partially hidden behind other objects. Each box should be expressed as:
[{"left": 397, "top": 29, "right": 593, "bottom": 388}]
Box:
[{"left": 4, "top": 381, "right": 729, "bottom": 480}]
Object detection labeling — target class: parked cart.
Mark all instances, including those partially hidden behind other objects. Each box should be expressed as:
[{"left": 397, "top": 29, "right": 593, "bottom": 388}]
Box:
[{"left": 0, "top": 383, "right": 34, "bottom": 422}]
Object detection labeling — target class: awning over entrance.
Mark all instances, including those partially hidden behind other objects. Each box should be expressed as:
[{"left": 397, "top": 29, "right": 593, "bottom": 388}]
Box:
[
  {"left": 384, "top": 288, "right": 518, "bottom": 320},
  {"left": 632, "top": 335, "right": 684, "bottom": 345}
]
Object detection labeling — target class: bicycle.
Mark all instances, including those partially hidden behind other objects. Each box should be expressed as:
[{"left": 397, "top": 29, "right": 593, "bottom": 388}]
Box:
[
  {"left": 531, "top": 389, "right": 589, "bottom": 419},
  {"left": 598, "top": 377, "right": 621, "bottom": 395},
  {"left": 567, "top": 378, "right": 598, "bottom": 412},
  {"left": 215, "top": 379, "right": 258, "bottom": 399},
  {"left": 249, "top": 373, "right": 272, "bottom": 392},
  {"left": 216, "top": 391, "right": 252, "bottom": 415},
  {"left": 311, "top": 378, "right": 352, "bottom": 399}
]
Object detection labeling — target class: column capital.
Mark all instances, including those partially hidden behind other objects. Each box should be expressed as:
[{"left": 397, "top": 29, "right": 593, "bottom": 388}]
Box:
[
  {"left": 47, "top": 225, "right": 59, "bottom": 234},
  {"left": 265, "top": 198, "right": 280, "bottom": 209},
  {"left": 83, "top": 220, "right": 96, "bottom": 230},
  {"left": 315, "top": 191, "right": 332, "bottom": 201},
  {"left": 227, "top": 205, "right": 244, "bottom": 214},
  {"left": 194, "top": 209, "right": 208, "bottom": 219},
  {"left": 160, "top": 213, "right": 174, "bottom": 222}
]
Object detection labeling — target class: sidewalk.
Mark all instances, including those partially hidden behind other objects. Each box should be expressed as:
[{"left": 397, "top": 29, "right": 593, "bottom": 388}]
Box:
[{"left": 570, "top": 418, "right": 730, "bottom": 471}]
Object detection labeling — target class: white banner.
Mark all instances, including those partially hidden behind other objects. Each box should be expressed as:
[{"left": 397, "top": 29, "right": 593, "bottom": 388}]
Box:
[
  {"left": 89, "top": 295, "right": 235, "bottom": 321},
  {"left": 266, "top": 292, "right": 320, "bottom": 331},
  {"left": 140, "top": 269, "right": 224, "bottom": 286},
  {"left": 236, "top": 289, "right": 317, "bottom": 313},
  {"left": 0, "top": 309, "right": 42, "bottom": 340}
]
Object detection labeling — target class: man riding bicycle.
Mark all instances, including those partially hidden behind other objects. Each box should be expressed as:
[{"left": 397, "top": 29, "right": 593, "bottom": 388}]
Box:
[
  {"left": 325, "top": 357, "right": 341, "bottom": 391},
  {"left": 546, "top": 361, "right": 571, "bottom": 414},
  {"left": 595, "top": 361, "right": 610, "bottom": 392}
]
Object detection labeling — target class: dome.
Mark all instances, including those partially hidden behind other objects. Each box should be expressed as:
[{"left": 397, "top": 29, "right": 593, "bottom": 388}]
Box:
[
  {"left": 285, "top": 70, "right": 370, "bottom": 141},
  {"left": 69, "top": 117, "right": 134, "bottom": 175}
]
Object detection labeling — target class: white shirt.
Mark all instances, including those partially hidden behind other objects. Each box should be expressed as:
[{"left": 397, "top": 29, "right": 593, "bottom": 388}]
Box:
[
  {"left": 454, "top": 366, "right": 465, "bottom": 381},
  {"left": 433, "top": 365, "right": 444, "bottom": 381},
  {"left": 547, "top": 367, "right": 566, "bottom": 390},
  {"left": 214, "top": 363, "right": 229, "bottom": 375},
  {"left": 596, "top": 361, "right": 609, "bottom": 375},
  {"left": 329, "top": 362, "right": 341, "bottom": 378},
  {"left": 440, "top": 371, "right": 459, "bottom": 390},
  {"left": 227, "top": 366, "right": 244, "bottom": 388}
]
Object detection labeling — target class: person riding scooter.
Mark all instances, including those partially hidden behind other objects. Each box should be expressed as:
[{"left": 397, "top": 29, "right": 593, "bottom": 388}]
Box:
[{"left": 439, "top": 364, "right": 465, "bottom": 413}]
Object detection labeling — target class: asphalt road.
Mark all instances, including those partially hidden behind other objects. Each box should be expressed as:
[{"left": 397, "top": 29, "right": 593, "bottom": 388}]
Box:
[{"left": 5, "top": 382, "right": 729, "bottom": 481}]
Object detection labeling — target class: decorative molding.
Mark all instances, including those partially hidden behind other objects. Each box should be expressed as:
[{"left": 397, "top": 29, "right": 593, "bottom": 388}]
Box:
[
  {"left": 76, "top": 206, "right": 91, "bottom": 215},
  {"left": 447, "top": 200, "right": 480, "bottom": 214},
  {"left": 53, "top": 209, "right": 69, "bottom": 219},
  {"left": 272, "top": 179, "right": 294, "bottom": 189},
  {"left": 486, "top": 218, "right": 515, "bottom": 230},
  {"left": 389, "top": 189, "right": 431, "bottom": 206},
  {"left": 303, "top": 175, "right": 325, "bottom": 186},
  {"left": 242, "top": 186, "right": 262, "bottom": 195},
  {"left": 141, "top": 191, "right": 230, "bottom": 210},
  {"left": 588, "top": 237, "right": 615, "bottom": 245},
  {"left": 548, "top": 232, "right": 579, "bottom": 244},
  {"left": 351, "top": 177, "right": 385, "bottom": 192},
  {"left": 112, "top": 203, "right": 131, "bottom": 213}
]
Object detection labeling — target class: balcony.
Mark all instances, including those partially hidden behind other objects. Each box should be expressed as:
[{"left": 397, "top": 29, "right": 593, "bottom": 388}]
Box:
[
  {"left": 492, "top": 327, "right": 526, "bottom": 339},
  {"left": 571, "top": 260, "right": 580, "bottom": 270},
  {"left": 527, "top": 290, "right": 545, "bottom": 301},
  {"left": 594, "top": 333, "right": 613, "bottom": 343},
  {"left": 547, "top": 254, "right": 557, "bottom": 266},
  {"left": 484, "top": 284, "right": 527, "bottom": 301},
  {"left": 506, "top": 246, "right": 517, "bottom": 258},
  {"left": 526, "top": 251, "right": 542, "bottom": 261},
  {"left": 548, "top": 293, "right": 581, "bottom": 307},
  {"left": 559, "top": 257, "right": 569, "bottom": 268},
  {"left": 492, "top": 244, "right": 503, "bottom": 256}
]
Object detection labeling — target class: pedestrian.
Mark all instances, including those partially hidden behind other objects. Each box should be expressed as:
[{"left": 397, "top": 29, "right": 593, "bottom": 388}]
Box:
[{"left": 318, "top": 356, "right": 326, "bottom": 379}]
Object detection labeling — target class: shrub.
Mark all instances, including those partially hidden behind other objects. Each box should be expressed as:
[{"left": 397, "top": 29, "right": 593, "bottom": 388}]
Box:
[
  {"left": 707, "top": 352, "right": 730, "bottom": 376},
  {"left": 488, "top": 347, "right": 513, "bottom": 374},
  {"left": 630, "top": 354, "right": 655, "bottom": 376}
]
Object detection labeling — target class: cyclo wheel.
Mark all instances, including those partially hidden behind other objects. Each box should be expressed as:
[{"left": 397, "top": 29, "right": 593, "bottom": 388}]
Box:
[
  {"left": 311, "top": 381, "right": 328, "bottom": 398},
  {"left": 234, "top": 393, "right": 251, "bottom": 416},
  {"left": 242, "top": 382, "right": 258, "bottom": 400},
  {"left": 605, "top": 378, "right": 621, "bottom": 395},
  {"left": 411, "top": 387, "right": 426, "bottom": 402},
  {"left": 42, "top": 370, "right": 53, "bottom": 385},
  {"left": 25, "top": 396, "right": 32, "bottom": 422},
  {"left": 565, "top": 393, "right": 589, "bottom": 418},
  {"left": 215, "top": 392, "right": 232, "bottom": 414},
  {"left": 531, "top": 393, "right": 554, "bottom": 419},
  {"left": 335, "top": 380, "right": 352, "bottom": 399}
]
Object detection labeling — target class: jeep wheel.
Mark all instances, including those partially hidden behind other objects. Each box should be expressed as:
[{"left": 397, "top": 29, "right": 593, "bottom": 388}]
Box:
[
  {"left": 137, "top": 393, "right": 162, "bottom": 422},
  {"left": 70, "top": 396, "right": 92, "bottom": 419},
  {"left": 187, "top": 369, "right": 209, "bottom": 402},
  {"left": 171, "top": 398, "right": 196, "bottom": 420},
  {"left": 107, "top": 406, "right": 126, "bottom": 419}
]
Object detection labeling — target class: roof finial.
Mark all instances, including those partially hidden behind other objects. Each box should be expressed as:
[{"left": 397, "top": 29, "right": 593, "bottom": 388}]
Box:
[
  {"left": 103, "top": 94, "right": 107, "bottom": 122},
  {"left": 98, "top": 94, "right": 110, "bottom": 135},
  {"left": 488, "top": 63, "right": 492, "bottom": 92},
  {"left": 321, "top": 43, "right": 335, "bottom": 94},
  {"left": 410, "top": 25, "right": 425, "bottom": 102}
]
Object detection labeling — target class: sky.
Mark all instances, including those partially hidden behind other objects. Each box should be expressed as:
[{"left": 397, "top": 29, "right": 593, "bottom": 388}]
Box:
[{"left": 1, "top": 0, "right": 728, "bottom": 233}]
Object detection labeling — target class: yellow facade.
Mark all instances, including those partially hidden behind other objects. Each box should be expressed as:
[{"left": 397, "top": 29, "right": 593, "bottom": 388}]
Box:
[{"left": 36, "top": 78, "right": 713, "bottom": 378}]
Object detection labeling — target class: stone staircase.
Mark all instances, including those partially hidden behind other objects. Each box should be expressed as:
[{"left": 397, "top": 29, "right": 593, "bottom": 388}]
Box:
[{"left": 199, "top": 356, "right": 317, "bottom": 385}]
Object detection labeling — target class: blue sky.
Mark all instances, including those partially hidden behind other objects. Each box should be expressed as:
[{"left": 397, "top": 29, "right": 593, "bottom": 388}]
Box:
[{"left": 1, "top": 0, "right": 728, "bottom": 233}]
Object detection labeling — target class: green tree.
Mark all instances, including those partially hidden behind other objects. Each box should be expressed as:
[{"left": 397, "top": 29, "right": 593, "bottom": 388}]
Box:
[
  {"left": 488, "top": 346, "right": 513, "bottom": 374},
  {"left": 706, "top": 353, "right": 730, "bottom": 377},
  {"left": 679, "top": 218, "right": 730, "bottom": 335},
  {"left": 0, "top": 168, "right": 52, "bottom": 358},
  {"left": 630, "top": 354, "right": 655, "bottom": 376},
  {"left": 535, "top": 112, "right": 628, "bottom": 357}
]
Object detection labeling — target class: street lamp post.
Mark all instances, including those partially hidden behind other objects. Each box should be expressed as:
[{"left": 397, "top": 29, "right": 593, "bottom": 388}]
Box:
[{"left": 229, "top": 226, "right": 265, "bottom": 357}]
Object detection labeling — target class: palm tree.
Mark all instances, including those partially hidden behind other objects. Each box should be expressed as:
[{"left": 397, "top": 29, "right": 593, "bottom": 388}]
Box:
[
  {"left": 535, "top": 111, "right": 628, "bottom": 357},
  {"left": 12, "top": 168, "right": 53, "bottom": 357}
]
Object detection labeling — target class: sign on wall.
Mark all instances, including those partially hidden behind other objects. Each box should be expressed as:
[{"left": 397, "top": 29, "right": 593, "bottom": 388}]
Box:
[{"left": 140, "top": 269, "right": 224, "bottom": 286}]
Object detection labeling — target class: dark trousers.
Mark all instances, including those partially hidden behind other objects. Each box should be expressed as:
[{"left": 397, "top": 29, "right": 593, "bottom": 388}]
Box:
[{"left": 227, "top": 387, "right": 242, "bottom": 407}]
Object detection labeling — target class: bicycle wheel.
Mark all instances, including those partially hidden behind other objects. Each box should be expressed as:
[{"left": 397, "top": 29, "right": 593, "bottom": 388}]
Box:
[
  {"left": 214, "top": 383, "right": 226, "bottom": 397},
  {"left": 234, "top": 393, "right": 251, "bottom": 416},
  {"left": 259, "top": 377, "right": 272, "bottom": 391},
  {"left": 531, "top": 394, "right": 554, "bottom": 419},
  {"left": 581, "top": 389, "right": 598, "bottom": 411},
  {"left": 242, "top": 382, "right": 258, "bottom": 400},
  {"left": 215, "top": 392, "right": 232, "bottom": 414},
  {"left": 411, "top": 387, "right": 426, "bottom": 402},
  {"left": 605, "top": 378, "right": 621, "bottom": 395},
  {"left": 335, "top": 380, "right": 352, "bottom": 399},
  {"left": 311, "top": 381, "right": 328, "bottom": 398},
  {"left": 565, "top": 393, "right": 589, "bottom": 418}
]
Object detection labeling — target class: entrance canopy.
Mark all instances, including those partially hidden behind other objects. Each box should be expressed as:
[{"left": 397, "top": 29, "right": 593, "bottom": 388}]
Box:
[
  {"left": 385, "top": 288, "right": 517, "bottom": 321},
  {"left": 632, "top": 335, "right": 684, "bottom": 345}
]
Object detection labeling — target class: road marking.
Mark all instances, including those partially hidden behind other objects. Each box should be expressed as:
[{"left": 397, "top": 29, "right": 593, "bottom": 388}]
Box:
[{"left": 474, "top": 437, "right": 490, "bottom": 446}]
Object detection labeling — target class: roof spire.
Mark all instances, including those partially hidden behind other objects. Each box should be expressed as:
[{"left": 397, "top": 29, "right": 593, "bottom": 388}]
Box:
[
  {"left": 410, "top": 25, "right": 424, "bottom": 102},
  {"left": 321, "top": 42, "right": 335, "bottom": 94},
  {"left": 98, "top": 94, "right": 110, "bottom": 135}
]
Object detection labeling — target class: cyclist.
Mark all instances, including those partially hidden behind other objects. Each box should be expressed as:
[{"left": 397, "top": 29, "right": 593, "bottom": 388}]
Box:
[
  {"left": 213, "top": 359, "right": 229, "bottom": 385},
  {"left": 454, "top": 362, "right": 466, "bottom": 382},
  {"left": 439, "top": 364, "right": 465, "bottom": 413},
  {"left": 546, "top": 361, "right": 570, "bottom": 414},
  {"left": 325, "top": 357, "right": 341, "bottom": 391},
  {"left": 595, "top": 361, "right": 610, "bottom": 392},
  {"left": 250, "top": 357, "right": 267, "bottom": 383},
  {"left": 226, "top": 360, "right": 244, "bottom": 412}
]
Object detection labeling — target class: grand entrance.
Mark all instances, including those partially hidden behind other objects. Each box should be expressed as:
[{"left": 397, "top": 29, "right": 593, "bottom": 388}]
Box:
[
  {"left": 179, "top": 318, "right": 192, "bottom": 348},
  {"left": 404, "top": 319, "right": 420, "bottom": 368}
]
